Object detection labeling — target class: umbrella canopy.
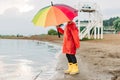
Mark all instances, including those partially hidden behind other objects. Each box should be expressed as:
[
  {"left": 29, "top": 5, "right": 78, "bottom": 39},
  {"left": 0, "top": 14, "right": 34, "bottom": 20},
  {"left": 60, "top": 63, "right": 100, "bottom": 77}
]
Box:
[{"left": 32, "top": 3, "right": 78, "bottom": 27}]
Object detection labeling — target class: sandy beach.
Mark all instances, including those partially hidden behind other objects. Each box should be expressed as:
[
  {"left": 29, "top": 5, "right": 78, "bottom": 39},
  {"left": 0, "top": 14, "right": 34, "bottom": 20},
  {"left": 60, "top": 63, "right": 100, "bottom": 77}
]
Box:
[{"left": 45, "top": 34, "right": 120, "bottom": 80}]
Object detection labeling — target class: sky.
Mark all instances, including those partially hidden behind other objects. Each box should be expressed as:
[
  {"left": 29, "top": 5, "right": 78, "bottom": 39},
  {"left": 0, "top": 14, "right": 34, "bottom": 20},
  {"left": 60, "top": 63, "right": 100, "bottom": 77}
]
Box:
[{"left": 0, "top": 0, "right": 120, "bottom": 36}]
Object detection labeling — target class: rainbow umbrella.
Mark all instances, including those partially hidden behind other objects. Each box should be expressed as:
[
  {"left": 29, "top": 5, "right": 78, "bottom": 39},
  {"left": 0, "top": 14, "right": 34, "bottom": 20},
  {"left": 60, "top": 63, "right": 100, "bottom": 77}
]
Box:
[{"left": 32, "top": 2, "right": 78, "bottom": 27}]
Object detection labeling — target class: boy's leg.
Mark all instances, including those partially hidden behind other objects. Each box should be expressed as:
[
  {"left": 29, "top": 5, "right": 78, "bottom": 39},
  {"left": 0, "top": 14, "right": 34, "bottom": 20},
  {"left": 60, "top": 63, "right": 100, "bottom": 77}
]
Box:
[
  {"left": 66, "top": 54, "right": 72, "bottom": 63},
  {"left": 69, "top": 54, "right": 77, "bottom": 64},
  {"left": 64, "top": 54, "right": 73, "bottom": 74}
]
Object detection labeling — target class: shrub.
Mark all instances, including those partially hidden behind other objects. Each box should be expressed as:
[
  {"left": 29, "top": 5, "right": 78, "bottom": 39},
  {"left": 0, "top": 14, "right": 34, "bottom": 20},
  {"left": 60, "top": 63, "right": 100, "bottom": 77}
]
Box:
[{"left": 48, "top": 29, "right": 58, "bottom": 35}]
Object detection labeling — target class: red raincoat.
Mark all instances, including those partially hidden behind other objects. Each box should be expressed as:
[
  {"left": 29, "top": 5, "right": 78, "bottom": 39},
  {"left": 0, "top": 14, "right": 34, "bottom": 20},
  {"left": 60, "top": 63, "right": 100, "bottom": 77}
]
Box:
[{"left": 57, "top": 21, "right": 80, "bottom": 55}]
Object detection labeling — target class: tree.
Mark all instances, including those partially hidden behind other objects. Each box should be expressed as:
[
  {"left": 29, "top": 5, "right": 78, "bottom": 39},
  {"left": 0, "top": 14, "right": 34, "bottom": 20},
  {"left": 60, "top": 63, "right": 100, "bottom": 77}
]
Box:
[
  {"left": 103, "top": 16, "right": 119, "bottom": 28},
  {"left": 48, "top": 29, "right": 58, "bottom": 35},
  {"left": 113, "top": 18, "right": 120, "bottom": 32}
]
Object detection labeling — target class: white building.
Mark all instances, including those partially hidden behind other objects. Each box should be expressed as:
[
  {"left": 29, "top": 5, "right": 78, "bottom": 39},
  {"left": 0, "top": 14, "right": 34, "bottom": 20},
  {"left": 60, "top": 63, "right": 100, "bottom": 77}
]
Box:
[{"left": 75, "top": 2, "right": 103, "bottom": 40}]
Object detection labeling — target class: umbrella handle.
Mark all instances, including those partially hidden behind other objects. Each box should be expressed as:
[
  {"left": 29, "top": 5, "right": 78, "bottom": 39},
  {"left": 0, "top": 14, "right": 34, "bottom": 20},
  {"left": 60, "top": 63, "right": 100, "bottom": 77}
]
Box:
[
  {"left": 56, "top": 26, "right": 60, "bottom": 38},
  {"left": 57, "top": 31, "right": 60, "bottom": 38}
]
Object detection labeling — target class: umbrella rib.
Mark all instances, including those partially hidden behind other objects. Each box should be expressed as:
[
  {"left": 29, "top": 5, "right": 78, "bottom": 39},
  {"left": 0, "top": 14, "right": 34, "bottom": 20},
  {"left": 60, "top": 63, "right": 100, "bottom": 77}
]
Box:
[
  {"left": 54, "top": 7, "right": 70, "bottom": 24},
  {"left": 44, "top": 7, "right": 52, "bottom": 27},
  {"left": 55, "top": 5, "right": 77, "bottom": 20},
  {"left": 52, "top": 7, "right": 58, "bottom": 25},
  {"left": 44, "top": 6, "right": 58, "bottom": 26}
]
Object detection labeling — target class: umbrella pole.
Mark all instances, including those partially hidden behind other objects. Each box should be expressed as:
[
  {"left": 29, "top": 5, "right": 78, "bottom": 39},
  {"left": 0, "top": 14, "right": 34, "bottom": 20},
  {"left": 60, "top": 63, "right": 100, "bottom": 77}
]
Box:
[{"left": 51, "top": 1, "right": 53, "bottom": 6}]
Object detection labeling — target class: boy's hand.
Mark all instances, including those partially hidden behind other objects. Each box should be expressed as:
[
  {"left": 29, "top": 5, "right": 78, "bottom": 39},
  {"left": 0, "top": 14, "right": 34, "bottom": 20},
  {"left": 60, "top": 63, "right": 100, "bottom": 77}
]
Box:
[{"left": 56, "top": 25, "right": 59, "bottom": 28}]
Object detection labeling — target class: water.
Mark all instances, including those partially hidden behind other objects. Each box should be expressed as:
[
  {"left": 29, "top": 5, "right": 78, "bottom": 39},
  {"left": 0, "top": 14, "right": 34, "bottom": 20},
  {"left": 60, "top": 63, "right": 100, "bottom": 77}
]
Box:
[{"left": 0, "top": 39, "right": 61, "bottom": 80}]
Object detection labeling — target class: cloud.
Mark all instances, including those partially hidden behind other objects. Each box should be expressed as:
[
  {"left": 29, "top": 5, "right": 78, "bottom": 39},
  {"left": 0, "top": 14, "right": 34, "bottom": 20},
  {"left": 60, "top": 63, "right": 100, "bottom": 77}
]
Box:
[
  {"left": 0, "top": 7, "right": 48, "bottom": 36},
  {"left": 0, "top": 0, "right": 34, "bottom": 15},
  {"left": 103, "top": 8, "right": 120, "bottom": 19},
  {"left": 96, "top": 0, "right": 120, "bottom": 10},
  {"left": 0, "top": 0, "right": 57, "bottom": 35}
]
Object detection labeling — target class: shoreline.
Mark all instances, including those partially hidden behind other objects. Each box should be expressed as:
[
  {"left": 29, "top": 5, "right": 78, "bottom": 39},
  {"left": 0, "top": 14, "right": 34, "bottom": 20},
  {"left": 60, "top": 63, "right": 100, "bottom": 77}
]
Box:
[{"left": 1, "top": 34, "right": 120, "bottom": 80}]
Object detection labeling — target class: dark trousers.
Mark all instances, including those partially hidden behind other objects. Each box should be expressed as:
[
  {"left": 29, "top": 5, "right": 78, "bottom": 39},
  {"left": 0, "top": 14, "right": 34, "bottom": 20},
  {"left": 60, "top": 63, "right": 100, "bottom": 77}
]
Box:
[{"left": 66, "top": 54, "right": 77, "bottom": 64}]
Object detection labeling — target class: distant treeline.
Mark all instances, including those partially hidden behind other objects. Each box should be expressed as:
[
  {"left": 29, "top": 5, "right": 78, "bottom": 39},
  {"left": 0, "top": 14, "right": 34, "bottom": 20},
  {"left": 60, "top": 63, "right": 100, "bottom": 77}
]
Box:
[
  {"left": 103, "top": 16, "right": 119, "bottom": 27},
  {"left": 0, "top": 34, "right": 24, "bottom": 38}
]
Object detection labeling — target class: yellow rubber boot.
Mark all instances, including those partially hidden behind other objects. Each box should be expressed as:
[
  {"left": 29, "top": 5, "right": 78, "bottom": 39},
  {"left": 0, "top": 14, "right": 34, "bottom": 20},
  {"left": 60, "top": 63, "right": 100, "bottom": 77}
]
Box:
[
  {"left": 64, "top": 63, "right": 73, "bottom": 74},
  {"left": 70, "top": 63, "right": 79, "bottom": 75}
]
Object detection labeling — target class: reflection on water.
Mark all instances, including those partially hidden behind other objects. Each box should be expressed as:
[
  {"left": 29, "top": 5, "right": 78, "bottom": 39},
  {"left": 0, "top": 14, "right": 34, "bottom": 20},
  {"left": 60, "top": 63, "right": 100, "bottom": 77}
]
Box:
[
  {"left": 0, "top": 39, "right": 60, "bottom": 80},
  {"left": 14, "top": 59, "right": 33, "bottom": 80}
]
